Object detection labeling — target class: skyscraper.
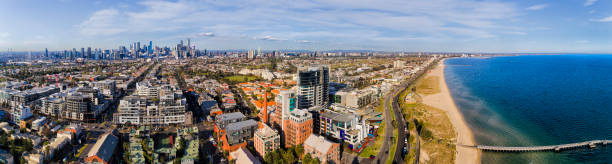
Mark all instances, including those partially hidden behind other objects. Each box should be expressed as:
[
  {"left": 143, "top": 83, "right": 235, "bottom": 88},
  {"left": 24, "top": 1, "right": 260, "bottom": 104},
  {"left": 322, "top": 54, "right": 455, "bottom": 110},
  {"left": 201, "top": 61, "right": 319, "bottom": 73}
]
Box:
[
  {"left": 297, "top": 65, "right": 330, "bottom": 109},
  {"left": 148, "top": 41, "right": 153, "bottom": 54},
  {"left": 45, "top": 48, "right": 48, "bottom": 58},
  {"left": 87, "top": 47, "right": 92, "bottom": 59},
  {"left": 80, "top": 48, "right": 85, "bottom": 58}
]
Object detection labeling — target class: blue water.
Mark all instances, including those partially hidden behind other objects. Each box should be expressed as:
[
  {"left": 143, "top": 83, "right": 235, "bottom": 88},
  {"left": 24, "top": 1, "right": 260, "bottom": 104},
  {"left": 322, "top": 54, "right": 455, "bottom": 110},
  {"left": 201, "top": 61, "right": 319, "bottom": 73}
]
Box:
[{"left": 444, "top": 55, "right": 612, "bottom": 163}]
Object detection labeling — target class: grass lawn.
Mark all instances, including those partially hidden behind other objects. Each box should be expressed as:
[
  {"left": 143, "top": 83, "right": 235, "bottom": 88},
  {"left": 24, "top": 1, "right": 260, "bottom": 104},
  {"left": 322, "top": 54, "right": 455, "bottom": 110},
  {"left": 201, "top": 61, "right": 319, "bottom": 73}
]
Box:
[
  {"left": 360, "top": 98, "right": 387, "bottom": 158},
  {"left": 415, "top": 76, "right": 441, "bottom": 95},
  {"left": 359, "top": 122, "right": 385, "bottom": 158},
  {"left": 414, "top": 104, "right": 456, "bottom": 164},
  {"left": 223, "top": 75, "right": 258, "bottom": 83}
]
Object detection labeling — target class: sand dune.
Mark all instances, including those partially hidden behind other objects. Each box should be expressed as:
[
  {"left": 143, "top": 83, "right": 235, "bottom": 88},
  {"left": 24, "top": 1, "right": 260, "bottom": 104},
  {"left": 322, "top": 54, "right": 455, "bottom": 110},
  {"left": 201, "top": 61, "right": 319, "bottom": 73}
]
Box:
[{"left": 421, "top": 61, "right": 481, "bottom": 164}]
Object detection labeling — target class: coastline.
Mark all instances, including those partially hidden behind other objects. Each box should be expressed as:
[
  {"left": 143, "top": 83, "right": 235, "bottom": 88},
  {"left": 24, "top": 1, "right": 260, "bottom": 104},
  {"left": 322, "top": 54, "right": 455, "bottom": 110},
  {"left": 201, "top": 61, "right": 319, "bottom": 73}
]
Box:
[{"left": 420, "top": 60, "right": 481, "bottom": 164}]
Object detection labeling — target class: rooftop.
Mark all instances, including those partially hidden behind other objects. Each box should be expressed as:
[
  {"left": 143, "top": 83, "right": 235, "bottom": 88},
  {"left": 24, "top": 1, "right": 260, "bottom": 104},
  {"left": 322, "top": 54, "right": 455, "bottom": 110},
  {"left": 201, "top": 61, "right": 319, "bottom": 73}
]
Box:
[
  {"left": 304, "top": 134, "right": 336, "bottom": 154},
  {"left": 217, "top": 112, "right": 246, "bottom": 122},
  {"left": 226, "top": 119, "right": 258, "bottom": 132},
  {"left": 255, "top": 123, "right": 278, "bottom": 138},
  {"left": 87, "top": 132, "right": 119, "bottom": 162},
  {"left": 230, "top": 147, "right": 261, "bottom": 164},
  {"left": 320, "top": 110, "right": 354, "bottom": 123}
]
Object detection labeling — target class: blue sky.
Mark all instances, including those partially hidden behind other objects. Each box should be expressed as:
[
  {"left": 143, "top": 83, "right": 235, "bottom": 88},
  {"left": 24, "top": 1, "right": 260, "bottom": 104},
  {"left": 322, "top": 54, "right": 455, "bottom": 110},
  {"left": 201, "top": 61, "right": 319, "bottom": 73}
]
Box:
[{"left": 0, "top": 0, "right": 611, "bottom": 53}]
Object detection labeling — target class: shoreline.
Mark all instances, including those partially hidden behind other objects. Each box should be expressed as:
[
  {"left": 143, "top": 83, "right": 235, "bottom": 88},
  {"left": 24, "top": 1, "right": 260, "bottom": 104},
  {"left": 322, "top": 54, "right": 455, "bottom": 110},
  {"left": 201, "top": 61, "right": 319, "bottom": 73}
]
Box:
[{"left": 421, "top": 59, "right": 481, "bottom": 164}]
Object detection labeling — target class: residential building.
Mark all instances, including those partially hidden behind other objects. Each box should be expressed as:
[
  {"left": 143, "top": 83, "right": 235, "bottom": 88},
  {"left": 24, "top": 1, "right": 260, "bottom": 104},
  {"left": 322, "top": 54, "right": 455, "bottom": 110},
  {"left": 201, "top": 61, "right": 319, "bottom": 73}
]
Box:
[
  {"left": 93, "top": 80, "right": 117, "bottom": 99},
  {"left": 254, "top": 123, "right": 280, "bottom": 158},
  {"left": 319, "top": 110, "right": 369, "bottom": 147},
  {"left": 39, "top": 96, "right": 64, "bottom": 117},
  {"left": 114, "top": 84, "right": 187, "bottom": 126},
  {"left": 282, "top": 109, "right": 313, "bottom": 148},
  {"left": 274, "top": 90, "right": 296, "bottom": 129},
  {"left": 11, "top": 105, "right": 32, "bottom": 123},
  {"left": 31, "top": 117, "right": 47, "bottom": 131},
  {"left": 304, "top": 134, "right": 340, "bottom": 164},
  {"left": 114, "top": 95, "right": 186, "bottom": 125},
  {"left": 222, "top": 119, "right": 257, "bottom": 151},
  {"left": 297, "top": 65, "right": 329, "bottom": 109},
  {"left": 214, "top": 112, "right": 247, "bottom": 142},
  {"left": 136, "top": 81, "right": 158, "bottom": 99}
]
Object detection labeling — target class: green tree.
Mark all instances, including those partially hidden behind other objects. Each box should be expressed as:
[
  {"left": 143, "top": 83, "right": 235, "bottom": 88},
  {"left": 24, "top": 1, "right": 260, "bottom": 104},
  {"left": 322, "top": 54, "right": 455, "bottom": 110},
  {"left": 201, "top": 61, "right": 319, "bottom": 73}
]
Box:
[
  {"left": 281, "top": 149, "right": 296, "bottom": 164},
  {"left": 295, "top": 144, "right": 304, "bottom": 159}
]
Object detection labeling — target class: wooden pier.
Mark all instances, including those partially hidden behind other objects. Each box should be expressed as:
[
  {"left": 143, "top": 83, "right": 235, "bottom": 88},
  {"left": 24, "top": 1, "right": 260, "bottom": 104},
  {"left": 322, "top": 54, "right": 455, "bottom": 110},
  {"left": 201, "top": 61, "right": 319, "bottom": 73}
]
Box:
[{"left": 471, "top": 140, "right": 611, "bottom": 152}]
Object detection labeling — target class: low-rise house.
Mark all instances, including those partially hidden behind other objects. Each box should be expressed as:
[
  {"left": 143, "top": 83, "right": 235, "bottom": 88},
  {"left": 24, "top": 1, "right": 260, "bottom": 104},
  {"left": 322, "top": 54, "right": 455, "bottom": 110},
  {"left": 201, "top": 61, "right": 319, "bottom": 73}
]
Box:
[{"left": 304, "top": 134, "right": 340, "bottom": 164}]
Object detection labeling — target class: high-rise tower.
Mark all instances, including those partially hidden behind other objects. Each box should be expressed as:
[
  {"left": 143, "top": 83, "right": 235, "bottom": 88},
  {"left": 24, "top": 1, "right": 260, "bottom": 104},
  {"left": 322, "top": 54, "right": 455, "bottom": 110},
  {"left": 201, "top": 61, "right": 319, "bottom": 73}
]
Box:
[{"left": 296, "top": 65, "right": 330, "bottom": 109}]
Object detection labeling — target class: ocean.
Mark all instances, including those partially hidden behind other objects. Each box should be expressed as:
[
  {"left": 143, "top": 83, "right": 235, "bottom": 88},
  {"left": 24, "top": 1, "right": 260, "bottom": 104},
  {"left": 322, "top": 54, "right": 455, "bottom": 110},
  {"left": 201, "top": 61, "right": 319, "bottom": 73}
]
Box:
[{"left": 444, "top": 55, "right": 612, "bottom": 163}]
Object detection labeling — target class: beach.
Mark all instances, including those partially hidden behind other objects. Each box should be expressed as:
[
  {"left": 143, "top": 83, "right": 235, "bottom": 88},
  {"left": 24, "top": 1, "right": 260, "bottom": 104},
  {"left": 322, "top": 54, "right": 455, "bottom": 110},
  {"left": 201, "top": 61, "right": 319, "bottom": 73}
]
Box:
[{"left": 421, "top": 60, "right": 481, "bottom": 164}]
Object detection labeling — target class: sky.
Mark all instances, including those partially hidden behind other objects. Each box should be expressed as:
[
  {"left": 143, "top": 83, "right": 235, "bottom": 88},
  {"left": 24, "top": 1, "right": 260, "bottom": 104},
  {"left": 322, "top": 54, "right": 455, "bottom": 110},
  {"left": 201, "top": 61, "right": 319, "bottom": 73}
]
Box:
[{"left": 0, "top": 0, "right": 611, "bottom": 53}]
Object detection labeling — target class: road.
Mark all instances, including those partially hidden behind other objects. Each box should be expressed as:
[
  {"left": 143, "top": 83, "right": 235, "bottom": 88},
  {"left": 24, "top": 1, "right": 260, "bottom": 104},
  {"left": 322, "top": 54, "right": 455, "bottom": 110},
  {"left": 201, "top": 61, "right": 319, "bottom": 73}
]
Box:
[
  {"left": 375, "top": 91, "right": 395, "bottom": 164},
  {"left": 386, "top": 59, "right": 440, "bottom": 164},
  {"left": 389, "top": 81, "right": 407, "bottom": 164}
]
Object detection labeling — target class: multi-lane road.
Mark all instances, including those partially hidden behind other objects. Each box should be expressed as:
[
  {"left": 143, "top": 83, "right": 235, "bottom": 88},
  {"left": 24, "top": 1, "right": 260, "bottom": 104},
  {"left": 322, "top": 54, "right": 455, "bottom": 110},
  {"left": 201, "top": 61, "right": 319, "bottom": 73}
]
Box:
[{"left": 374, "top": 59, "right": 438, "bottom": 164}]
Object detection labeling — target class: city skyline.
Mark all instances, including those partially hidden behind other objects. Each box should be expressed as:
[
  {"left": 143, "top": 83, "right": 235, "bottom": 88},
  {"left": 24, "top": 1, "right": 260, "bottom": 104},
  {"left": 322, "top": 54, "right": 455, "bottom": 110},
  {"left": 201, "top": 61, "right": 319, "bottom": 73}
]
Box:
[{"left": 0, "top": 0, "right": 611, "bottom": 53}]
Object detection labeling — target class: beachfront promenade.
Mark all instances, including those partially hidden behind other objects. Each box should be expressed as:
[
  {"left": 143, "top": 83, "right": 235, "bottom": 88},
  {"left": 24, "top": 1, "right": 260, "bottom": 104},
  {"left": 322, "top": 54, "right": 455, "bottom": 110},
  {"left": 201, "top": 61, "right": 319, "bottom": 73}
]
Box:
[{"left": 467, "top": 140, "right": 611, "bottom": 152}]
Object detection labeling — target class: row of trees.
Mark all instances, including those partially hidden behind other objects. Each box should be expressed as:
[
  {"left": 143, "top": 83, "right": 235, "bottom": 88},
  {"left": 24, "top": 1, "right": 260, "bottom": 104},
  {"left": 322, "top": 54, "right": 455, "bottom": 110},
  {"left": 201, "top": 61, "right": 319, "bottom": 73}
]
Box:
[
  {"left": 261, "top": 145, "right": 321, "bottom": 164},
  {"left": 0, "top": 131, "right": 33, "bottom": 164}
]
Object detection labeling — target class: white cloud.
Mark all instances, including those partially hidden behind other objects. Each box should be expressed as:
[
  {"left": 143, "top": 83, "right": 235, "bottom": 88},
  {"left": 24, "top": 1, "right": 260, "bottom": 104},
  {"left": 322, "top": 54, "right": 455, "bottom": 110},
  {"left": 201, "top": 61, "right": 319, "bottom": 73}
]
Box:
[
  {"left": 526, "top": 4, "right": 549, "bottom": 11},
  {"left": 257, "top": 36, "right": 287, "bottom": 41},
  {"left": 296, "top": 40, "right": 313, "bottom": 44},
  {"left": 0, "top": 33, "right": 9, "bottom": 38},
  {"left": 77, "top": 0, "right": 522, "bottom": 48},
  {"left": 79, "top": 9, "right": 126, "bottom": 35},
  {"left": 504, "top": 31, "right": 527, "bottom": 35},
  {"left": 590, "top": 16, "right": 612, "bottom": 22},
  {"left": 584, "top": 0, "right": 598, "bottom": 6},
  {"left": 198, "top": 32, "right": 215, "bottom": 37}
]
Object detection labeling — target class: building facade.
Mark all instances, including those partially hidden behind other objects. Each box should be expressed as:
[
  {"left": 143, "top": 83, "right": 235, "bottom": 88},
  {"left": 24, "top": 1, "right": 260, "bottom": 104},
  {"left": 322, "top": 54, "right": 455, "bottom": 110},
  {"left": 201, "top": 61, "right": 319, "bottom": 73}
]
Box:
[
  {"left": 254, "top": 123, "right": 280, "bottom": 158},
  {"left": 297, "top": 65, "right": 329, "bottom": 109},
  {"left": 304, "top": 134, "right": 340, "bottom": 164},
  {"left": 282, "top": 109, "right": 313, "bottom": 148}
]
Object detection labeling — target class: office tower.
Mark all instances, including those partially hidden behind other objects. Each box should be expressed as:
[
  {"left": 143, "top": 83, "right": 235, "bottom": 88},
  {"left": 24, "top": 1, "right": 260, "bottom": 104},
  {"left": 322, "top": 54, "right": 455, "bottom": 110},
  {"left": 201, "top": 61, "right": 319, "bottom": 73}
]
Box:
[
  {"left": 297, "top": 65, "right": 330, "bottom": 109},
  {"left": 148, "top": 41, "right": 153, "bottom": 54},
  {"left": 81, "top": 48, "right": 85, "bottom": 58},
  {"left": 87, "top": 47, "right": 92, "bottom": 59},
  {"left": 248, "top": 50, "right": 254, "bottom": 59},
  {"left": 45, "top": 48, "right": 48, "bottom": 58}
]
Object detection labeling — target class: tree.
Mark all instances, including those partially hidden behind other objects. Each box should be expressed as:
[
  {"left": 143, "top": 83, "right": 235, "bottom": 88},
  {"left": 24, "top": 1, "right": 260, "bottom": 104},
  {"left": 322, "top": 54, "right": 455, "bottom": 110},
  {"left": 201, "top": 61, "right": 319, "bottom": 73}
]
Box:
[
  {"left": 264, "top": 151, "right": 273, "bottom": 164},
  {"left": 295, "top": 145, "right": 304, "bottom": 159},
  {"left": 281, "top": 149, "right": 296, "bottom": 164}
]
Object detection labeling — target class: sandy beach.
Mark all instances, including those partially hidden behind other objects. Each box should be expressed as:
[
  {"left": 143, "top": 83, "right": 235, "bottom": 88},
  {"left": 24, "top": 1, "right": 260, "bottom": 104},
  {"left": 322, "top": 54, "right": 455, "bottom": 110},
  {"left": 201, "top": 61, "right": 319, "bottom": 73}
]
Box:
[{"left": 421, "top": 60, "right": 481, "bottom": 164}]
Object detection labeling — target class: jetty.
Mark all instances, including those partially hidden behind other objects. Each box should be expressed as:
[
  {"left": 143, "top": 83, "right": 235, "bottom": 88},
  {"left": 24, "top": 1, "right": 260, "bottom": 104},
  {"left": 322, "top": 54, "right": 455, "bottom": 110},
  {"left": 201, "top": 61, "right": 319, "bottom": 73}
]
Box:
[{"left": 469, "top": 140, "right": 611, "bottom": 152}]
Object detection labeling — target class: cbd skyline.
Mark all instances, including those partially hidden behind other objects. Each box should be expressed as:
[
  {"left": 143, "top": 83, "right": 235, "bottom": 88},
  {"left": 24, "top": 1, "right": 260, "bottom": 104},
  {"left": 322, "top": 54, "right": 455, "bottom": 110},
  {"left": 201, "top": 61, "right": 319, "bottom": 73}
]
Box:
[{"left": 0, "top": 0, "right": 611, "bottom": 53}]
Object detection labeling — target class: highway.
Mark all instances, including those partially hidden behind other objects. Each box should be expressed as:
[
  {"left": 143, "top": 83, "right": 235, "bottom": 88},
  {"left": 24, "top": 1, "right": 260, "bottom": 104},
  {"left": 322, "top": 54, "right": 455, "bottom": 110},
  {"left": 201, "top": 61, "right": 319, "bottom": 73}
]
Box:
[{"left": 388, "top": 59, "right": 439, "bottom": 164}]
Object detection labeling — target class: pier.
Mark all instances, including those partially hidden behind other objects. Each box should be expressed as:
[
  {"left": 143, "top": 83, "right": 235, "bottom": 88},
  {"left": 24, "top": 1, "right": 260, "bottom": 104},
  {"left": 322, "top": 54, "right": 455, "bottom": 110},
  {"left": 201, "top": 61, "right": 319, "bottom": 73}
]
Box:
[{"left": 470, "top": 140, "right": 611, "bottom": 152}]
